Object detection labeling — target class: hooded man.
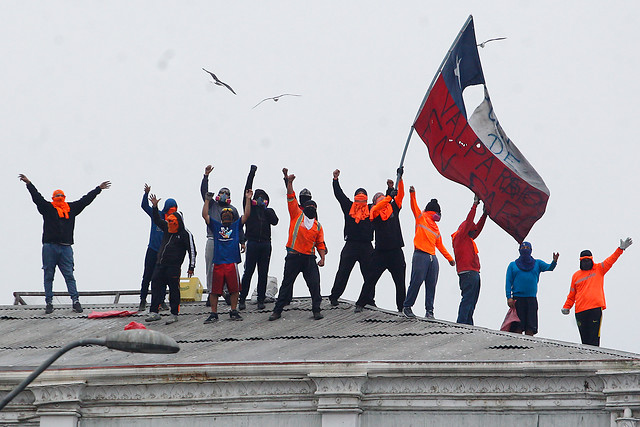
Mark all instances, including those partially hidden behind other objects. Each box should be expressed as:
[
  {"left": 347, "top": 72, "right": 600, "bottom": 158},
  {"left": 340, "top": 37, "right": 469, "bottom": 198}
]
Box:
[
  {"left": 505, "top": 242, "right": 559, "bottom": 336},
  {"left": 269, "top": 170, "right": 327, "bottom": 321},
  {"left": 355, "top": 168, "right": 407, "bottom": 313},
  {"left": 18, "top": 174, "right": 110, "bottom": 314},
  {"left": 328, "top": 169, "right": 373, "bottom": 306},
  {"left": 145, "top": 194, "right": 196, "bottom": 325},
  {"left": 200, "top": 164, "right": 245, "bottom": 305},
  {"left": 402, "top": 189, "right": 455, "bottom": 319},
  {"left": 138, "top": 183, "right": 174, "bottom": 311},
  {"left": 562, "top": 237, "right": 632, "bottom": 346},
  {"left": 238, "top": 165, "right": 279, "bottom": 311},
  {"left": 451, "top": 195, "right": 488, "bottom": 325}
]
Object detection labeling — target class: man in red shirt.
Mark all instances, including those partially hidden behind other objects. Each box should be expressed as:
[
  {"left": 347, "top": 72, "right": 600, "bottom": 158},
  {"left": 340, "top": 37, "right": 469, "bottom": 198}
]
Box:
[
  {"left": 562, "top": 237, "right": 632, "bottom": 346},
  {"left": 269, "top": 171, "right": 327, "bottom": 321},
  {"left": 451, "top": 195, "right": 487, "bottom": 325}
]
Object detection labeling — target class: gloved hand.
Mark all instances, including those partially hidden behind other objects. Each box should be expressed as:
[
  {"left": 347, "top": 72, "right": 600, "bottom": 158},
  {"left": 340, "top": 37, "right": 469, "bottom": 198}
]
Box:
[
  {"left": 620, "top": 237, "right": 633, "bottom": 250},
  {"left": 561, "top": 308, "right": 570, "bottom": 315},
  {"left": 389, "top": 189, "right": 398, "bottom": 198},
  {"left": 396, "top": 166, "right": 404, "bottom": 178}
]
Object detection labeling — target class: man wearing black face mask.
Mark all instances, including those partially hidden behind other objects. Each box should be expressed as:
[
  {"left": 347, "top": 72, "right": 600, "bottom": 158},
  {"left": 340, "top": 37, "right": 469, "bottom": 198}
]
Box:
[
  {"left": 238, "top": 165, "right": 279, "bottom": 310},
  {"left": 200, "top": 165, "right": 246, "bottom": 305},
  {"left": 562, "top": 237, "right": 632, "bottom": 346}
]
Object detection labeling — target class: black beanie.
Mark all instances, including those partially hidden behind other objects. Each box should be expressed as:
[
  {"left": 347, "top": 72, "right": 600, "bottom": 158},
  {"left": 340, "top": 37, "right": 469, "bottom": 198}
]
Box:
[
  {"left": 580, "top": 250, "right": 592, "bottom": 257},
  {"left": 425, "top": 199, "right": 441, "bottom": 214},
  {"left": 354, "top": 188, "right": 367, "bottom": 197}
]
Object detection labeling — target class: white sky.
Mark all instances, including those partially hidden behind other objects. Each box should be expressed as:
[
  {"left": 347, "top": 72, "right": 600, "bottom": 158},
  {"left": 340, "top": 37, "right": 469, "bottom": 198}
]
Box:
[{"left": 2, "top": 1, "right": 639, "bottom": 354}]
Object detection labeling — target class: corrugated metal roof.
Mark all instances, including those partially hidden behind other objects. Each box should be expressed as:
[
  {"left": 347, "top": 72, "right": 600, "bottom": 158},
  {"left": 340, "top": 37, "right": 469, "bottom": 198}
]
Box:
[{"left": 1, "top": 298, "right": 638, "bottom": 370}]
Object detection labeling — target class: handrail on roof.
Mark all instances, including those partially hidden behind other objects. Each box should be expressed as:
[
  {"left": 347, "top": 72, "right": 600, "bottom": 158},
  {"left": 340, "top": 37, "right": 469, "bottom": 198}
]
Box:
[{"left": 13, "top": 289, "right": 211, "bottom": 305}]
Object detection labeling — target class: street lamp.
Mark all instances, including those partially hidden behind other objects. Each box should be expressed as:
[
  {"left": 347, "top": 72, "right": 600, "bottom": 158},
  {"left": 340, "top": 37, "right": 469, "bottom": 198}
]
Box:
[{"left": 0, "top": 329, "right": 179, "bottom": 411}]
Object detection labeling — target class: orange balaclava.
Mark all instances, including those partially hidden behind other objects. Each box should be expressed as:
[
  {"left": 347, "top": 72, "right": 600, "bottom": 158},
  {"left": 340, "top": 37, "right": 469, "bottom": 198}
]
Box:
[
  {"left": 166, "top": 214, "right": 179, "bottom": 234},
  {"left": 51, "top": 190, "right": 70, "bottom": 218}
]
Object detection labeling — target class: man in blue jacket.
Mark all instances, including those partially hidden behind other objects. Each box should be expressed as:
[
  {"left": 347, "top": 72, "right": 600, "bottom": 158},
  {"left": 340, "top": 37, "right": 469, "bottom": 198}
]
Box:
[{"left": 19, "top": 174, "right": 110, "bottom": 314}]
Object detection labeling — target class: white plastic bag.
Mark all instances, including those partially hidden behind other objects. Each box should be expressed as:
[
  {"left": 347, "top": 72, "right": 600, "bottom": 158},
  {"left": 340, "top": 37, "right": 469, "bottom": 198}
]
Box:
[{"left": 251, "top": 276, "right": 279, "bottom": 302}]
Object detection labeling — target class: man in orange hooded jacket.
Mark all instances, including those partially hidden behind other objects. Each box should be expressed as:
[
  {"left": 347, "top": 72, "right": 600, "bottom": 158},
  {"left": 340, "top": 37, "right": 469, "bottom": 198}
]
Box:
[{"left": 562, "top": 237, "right": 632, "bottom": 346}]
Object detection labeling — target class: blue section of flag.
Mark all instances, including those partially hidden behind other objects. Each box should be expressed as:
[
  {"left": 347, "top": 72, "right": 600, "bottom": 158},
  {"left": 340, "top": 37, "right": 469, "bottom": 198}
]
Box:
[{"left": 441, "top": 18, "right": 485, "bottom": 119}]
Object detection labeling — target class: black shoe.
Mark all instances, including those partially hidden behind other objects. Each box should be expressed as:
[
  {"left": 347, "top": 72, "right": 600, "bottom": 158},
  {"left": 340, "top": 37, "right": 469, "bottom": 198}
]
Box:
[
  {"left": 313, "top": 311, "right": 324, "bottom": 320},
  {"left": 403, "top": 307, "right": 416, "bottom": 318},
  {"left": 268, "top": 311, "right": 281, "bottom": 321},
  {"left": 354, "top": 305, "right": 364, "bottom": 313},
  {"left": 204, "top": 313, "right": 218, "bottom": 324},
  {"left": 138, "top": 301, "right": 146, "bottom": 312},
  {"left": 45, "top": 303, "right": 54, "bottom": 314},
  {"left": 257, "top": 301, "right": 265, "bottom": 310},
  {"left": 72, "top": 301, "right": 83, "bottom": 313},
  {"left": 230, "top": 310, "right": 243, "bottom": 321},
  {"left": 159, "top": 302, "right": 169, "bottom": 311},
  {"left": 238, "top": 301, "right": 246, "bottom": 311},
  {"left": 329, "top": 298, "right": 339, "bottom": 307}
]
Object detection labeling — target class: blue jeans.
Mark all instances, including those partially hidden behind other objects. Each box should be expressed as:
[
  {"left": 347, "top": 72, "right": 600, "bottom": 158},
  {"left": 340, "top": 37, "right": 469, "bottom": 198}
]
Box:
[
  {"left": 403, "top": 250, "right": 439, "bottom": 315},
  {"left": 42, "top": 243, "right": 79, "bottom": 303},
  {"left": 456, "top": 271, "right": 480, "bottom": 325}
]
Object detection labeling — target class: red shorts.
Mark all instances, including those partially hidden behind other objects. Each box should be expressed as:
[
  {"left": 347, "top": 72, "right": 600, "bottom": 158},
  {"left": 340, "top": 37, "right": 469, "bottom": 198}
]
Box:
[{"left": 211, "top": 263, "right": 240, "bottom": 295}]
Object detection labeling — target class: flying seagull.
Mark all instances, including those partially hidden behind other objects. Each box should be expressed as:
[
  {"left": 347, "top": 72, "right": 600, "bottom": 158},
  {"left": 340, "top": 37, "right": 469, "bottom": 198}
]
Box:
[
  {"left": 202, "top": 68, "right": 236, "bottom": 95},
  {"left": 477, "top": 37, "right": 507, "bottom": 48},
  {"left": 252, "top": 94, "right": 302, "bottom": 109}
]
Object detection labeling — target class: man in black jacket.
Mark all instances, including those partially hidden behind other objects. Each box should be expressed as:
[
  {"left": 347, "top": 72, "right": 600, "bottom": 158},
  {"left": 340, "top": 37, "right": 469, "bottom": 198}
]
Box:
[
  {"left": 328, "top": 169, "right": 373, "bottom": 306},
  {"left": 239, "top": 165, "right": 279, "bottom": 311},
  {"left": 18, "top": 174, "right": 110, "bottom": 314},
  {"left": 145, "top": 193, "right": 197, "bottom": 325}
]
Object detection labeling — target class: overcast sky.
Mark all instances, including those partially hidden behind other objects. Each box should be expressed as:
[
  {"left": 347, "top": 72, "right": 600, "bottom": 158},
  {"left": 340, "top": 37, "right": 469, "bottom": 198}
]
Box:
[{"left": 3, "top": 1, "right": 639, "bottom": 354}]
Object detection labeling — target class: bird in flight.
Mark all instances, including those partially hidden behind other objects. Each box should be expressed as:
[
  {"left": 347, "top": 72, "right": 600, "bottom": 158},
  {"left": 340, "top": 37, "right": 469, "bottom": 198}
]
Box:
[
  {"left": 477, "top": 37, "right": 507, "bottom": 48},
  {"left": 252, "top": 94, "right": 301, "bottom": 109},
  {"left": 202, "top": 68, "right": 236, "bottom": 95}
]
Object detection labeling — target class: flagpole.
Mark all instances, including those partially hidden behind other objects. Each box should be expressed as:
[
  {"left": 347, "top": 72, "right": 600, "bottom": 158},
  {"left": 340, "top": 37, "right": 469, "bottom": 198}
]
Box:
[{"left": 396, "top": 15, "right": 474, "bottom": 187}]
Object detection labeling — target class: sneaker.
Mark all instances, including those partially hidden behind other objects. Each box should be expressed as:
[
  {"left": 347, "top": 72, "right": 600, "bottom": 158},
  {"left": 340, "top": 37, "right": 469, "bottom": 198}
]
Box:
[
  {"left": 145, "top": 312, "right": 162, "bottom": 322},
  {"left": 268, "top": 311, "right": 281, "bottom": 321},
  {"left": 72, "top": 301, "right": 83, "bottom": 313},
  {"left": 238, "top": 301, "right": 246, "bottom": 311},
  {"left": 159, "top": 302, "right": 169, "bottom": 311},
  {"left": 138, "top": 301, "right": 146, "bottom": 312},
  {"left": 257, "top": 301, "right": 266, "bottom": 310},
  {"left": 403, "top": 307, "right": 416, "bottom": 318},
  {"left": 204, "top": 313, "right": 219, "bottom": 324},
  {"left": 354, "top": 305, "right": 364, "bottom": 313},
  {"left": 425, "top": 312, "right": 435, "bottom": 319},
  {"left": 165, "top": 315, "right": 179, "bottom": 325},
  {"left": 329, "top": 298, "right": 339, "bottom": 307},
  {"left": 230, "top": 310, "right": 243, "bottom": 321},
  {"left": 313, "top": 311, "right": 324, "bottom": 320},
  {"left": 45, "top": 303, "right": 54, "bottom": 314}
]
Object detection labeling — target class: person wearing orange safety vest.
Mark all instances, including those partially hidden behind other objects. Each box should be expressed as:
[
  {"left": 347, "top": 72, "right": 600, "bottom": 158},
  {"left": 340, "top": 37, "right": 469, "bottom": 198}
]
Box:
[
  {"left": 562, "top": 237, "right": 633, "bottom": 346},
  {"left": 402, "top": 186, "right": 455, "bottom": 319},
  {"left": 269, "top": 171, "right": 327, "bottom": 321}
]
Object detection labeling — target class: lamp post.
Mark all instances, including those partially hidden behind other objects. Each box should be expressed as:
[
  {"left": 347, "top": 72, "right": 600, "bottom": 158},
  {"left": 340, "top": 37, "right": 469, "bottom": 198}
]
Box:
[{"left": 0, "top": 329, "right": 179, "bottom": 411}]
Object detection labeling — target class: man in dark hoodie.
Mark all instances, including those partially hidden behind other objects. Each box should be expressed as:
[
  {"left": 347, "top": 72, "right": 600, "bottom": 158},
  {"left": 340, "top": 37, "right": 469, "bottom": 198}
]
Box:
[
  {"left": 328, "top": 169, "right": 373, "bottom": 306},
  {"left": 238, "top": 165, "right": 279, "bottom": 311},
  {"left": 138, "top": 183, "right": 174, "bottom": 312},
  {"left": 18, "top": 174, "right": 110, "bottom": 314},
  {"left": 200, "top": 164, "right": 245, "bottom": 305},
  {"left": 354, "top": 168, "right": 406, "bottom": 313},
  {"left": 145, "top": 194, "right": 196, "bottom": 325}
]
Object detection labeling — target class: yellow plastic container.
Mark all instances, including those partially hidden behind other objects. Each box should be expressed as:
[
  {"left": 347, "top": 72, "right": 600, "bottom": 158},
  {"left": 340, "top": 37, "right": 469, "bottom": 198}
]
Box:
[{"left": 179, "top": 277, "right": 203, "bottom": 302}]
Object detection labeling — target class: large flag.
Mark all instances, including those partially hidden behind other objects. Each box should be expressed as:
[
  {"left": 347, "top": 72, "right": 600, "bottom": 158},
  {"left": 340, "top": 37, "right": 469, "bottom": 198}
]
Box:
[{"left": 412, "top": 16, "right": 549, "bottom": 243}]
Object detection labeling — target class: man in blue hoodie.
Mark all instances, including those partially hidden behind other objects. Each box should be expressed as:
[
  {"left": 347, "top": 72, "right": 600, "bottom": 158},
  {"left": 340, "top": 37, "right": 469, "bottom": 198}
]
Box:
[{"left": 139, "top": 183, "right": 176, "bottom": 312}]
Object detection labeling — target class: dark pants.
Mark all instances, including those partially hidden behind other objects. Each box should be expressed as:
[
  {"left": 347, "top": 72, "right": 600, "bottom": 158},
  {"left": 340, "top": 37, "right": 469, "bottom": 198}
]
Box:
[
  {"left": 456, "top": 271, "right": 481, "bottom": 325},
  {"left": 404, "top": 250, "right": 439, "bottom": 315},
  {"left": 42, "top": 243, "right": 78, "bottom": 303},
  {"left": 356, "top": 248, "right": 406, "bottom": 312},
  {"left": 139, "top": 247, "right": 158, "bottom": 302},
  {"left": 150, "top": 265, "right": 181, "bottom": 315},
  {"left": 576, "top": 307, "right": 602, "bottom": 346},
  {"left": 329, "top": 241, "right": 374, "bottom": 302},
  {"left": 273, "top": 253, "right": 322, "bottom": 314},
  {"left": 511, "top": 297, "right": 538, "bottom": 335},
  {"left": 240, "top": 240, "right": 272, "bottom": 303}
]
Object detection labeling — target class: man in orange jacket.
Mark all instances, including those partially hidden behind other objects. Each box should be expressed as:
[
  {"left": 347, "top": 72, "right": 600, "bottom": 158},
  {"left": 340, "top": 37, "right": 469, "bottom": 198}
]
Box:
[
  {"left": 562, "top": 237, "right": 632, "bottom": 346},
  {"left": 269, "top": 170, "right": 327, "bottom": 321}
]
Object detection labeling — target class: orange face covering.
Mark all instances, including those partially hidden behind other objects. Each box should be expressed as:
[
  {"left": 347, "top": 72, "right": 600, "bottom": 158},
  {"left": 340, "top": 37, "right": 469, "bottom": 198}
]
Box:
[
  {"left": 371, "top": 195, "right": 393, "bottom": 221},
  {"left": 166, "top": 214, "right": 179, "bottom": 234},
  {"left": 51, "top": 190, "right": 70, "bottom": 219},
  {"left": 164, "top": 206, "right": 177, "bottom": 220},
  {"left": 349, "top": 193, "right": 370, "bottom": 223}
]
